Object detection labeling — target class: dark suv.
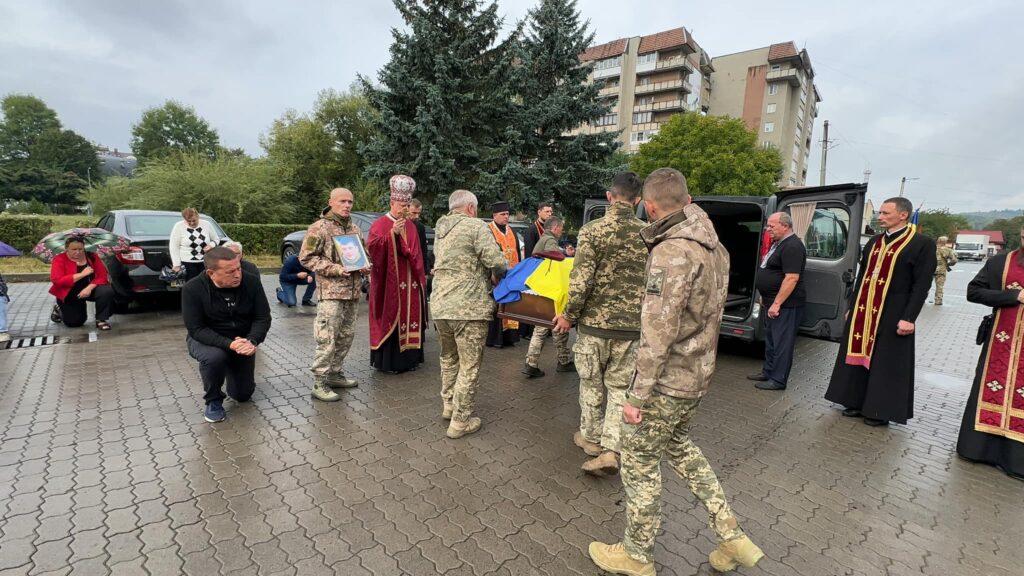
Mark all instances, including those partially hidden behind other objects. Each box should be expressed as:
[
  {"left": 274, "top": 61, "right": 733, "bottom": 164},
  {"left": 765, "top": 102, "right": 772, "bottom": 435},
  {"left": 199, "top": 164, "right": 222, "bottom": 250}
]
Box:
[{"left": 95, "top": 210, "right": 230, "bottom": 301}]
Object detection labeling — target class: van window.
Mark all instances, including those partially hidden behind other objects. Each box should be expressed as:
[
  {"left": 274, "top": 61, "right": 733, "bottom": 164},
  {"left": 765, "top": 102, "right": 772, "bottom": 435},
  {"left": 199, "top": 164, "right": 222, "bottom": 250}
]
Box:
[{"left": 803, "top": 207, "right": 850, "bottom": 259}]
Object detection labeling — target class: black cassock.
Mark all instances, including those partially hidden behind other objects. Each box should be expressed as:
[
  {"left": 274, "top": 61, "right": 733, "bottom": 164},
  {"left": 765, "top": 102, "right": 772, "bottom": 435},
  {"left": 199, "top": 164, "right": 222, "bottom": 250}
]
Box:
[
  {"left": 824, "top": 229, "right": 936, "bottom": 424},
  {"left": 486, "top": 224, "right": 522, "bottom": 348},
  {"left": 956, "top": 253, "right": 1024, "bottom": 479}
]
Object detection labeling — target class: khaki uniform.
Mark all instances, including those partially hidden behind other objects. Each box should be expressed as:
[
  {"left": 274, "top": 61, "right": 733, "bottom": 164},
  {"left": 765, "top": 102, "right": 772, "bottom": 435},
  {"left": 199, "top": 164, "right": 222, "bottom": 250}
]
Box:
[
  {"left": 563, "top": 201, "right": 647, "bottom": 453},
  {"left": 622, "top": 203, "right": 746, "bottom": 564},
  {"left": 432, "top": 211, "right": 507, "bottom": 422},
  {"left": 934, "top": 245, "right": 957, "bottom": 305},
  {"left": 525, "top": 230, "right": 571, "bottom": 367},
  {"left": 299, "top": 210, "right": 364, "bottom": 381}
]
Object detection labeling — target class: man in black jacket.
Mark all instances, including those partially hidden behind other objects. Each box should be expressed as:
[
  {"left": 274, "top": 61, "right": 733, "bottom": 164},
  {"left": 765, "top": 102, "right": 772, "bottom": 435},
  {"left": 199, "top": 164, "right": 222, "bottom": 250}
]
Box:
[{"left": 183, "top": 247, "right": 272, "bottom": 423}]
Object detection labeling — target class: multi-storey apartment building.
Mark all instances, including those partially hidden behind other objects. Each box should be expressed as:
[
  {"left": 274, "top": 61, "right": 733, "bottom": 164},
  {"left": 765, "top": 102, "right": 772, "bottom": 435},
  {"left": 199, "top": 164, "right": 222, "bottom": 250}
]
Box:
[
  {"left": 708, "top": 42, "right": 821, "bottom": 187},
  {"left": 573, "top": 28, "right": 714, "bottom": 152}
]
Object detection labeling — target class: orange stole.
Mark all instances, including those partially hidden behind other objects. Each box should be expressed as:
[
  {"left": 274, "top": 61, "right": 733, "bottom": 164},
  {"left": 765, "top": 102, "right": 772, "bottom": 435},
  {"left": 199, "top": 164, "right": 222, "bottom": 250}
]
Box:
[
  {"left": 845, "top": 227, "right": 917, "bottom": 368},
  {"left": 975, "top": 250, "right": 1024, "bottom": 443},
  {"left": 489, "top": 222, "right": 519, "bottom": 331}
]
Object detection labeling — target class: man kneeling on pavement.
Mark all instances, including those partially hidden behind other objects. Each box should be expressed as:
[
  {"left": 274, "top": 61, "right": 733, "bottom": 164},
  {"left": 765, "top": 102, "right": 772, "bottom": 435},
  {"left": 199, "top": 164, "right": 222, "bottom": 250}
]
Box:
[{"left": 183, "top": 246, "right": 271, "bottom": 423}]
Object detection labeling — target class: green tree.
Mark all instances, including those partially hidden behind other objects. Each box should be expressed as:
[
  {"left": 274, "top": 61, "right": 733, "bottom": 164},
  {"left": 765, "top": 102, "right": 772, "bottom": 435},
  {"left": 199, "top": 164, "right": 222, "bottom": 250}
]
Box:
[
  {"left": 987, "top": 216, "right": 1024, "bottom": 251},
  {"left": 0, "top": 94, "right": 61, "bottom": 160},
  {"left": 84, "top": 152, "right": 296, "bottom": 224},
  {"left": 0, "top": 164, "right": 86, "bottom": 209},
  {"left": 631, "top": 114, "right": 782, "bottom": 197},
  {"left": 916, "top": 209, "right": 969, "bottom": 242},
  {"left": 29, "top": 129, "right": 102, "bottom": 183},
  {"left": 361, "top": 0, "right": 519, "bottom": 214},
  {"left": 130, "top": 101, "right": 220, "bottom": 164},
  {"left": 506, "top": 0, "right": 619, "bottom": 222}
]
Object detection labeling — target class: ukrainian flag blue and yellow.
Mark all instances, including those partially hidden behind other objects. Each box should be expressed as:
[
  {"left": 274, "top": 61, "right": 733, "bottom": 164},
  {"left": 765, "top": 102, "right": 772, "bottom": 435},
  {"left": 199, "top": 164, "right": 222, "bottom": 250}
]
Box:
[{"left": 494, "top": 256, "right": 575, "bottom": 314}]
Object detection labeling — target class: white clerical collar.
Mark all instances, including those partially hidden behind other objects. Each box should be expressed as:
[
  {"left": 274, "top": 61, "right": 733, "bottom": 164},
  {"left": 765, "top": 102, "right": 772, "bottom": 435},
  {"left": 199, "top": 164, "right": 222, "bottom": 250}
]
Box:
[{"left": 885, "top": 227, "right": 908, "bottom": 238}]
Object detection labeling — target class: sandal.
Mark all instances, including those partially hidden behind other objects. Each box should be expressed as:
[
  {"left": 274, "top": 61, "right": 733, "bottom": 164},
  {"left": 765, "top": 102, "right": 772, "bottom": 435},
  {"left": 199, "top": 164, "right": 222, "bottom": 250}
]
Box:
[
  {"left": 96, "top": 321, "right": 111, "bottom": 331},
  {"left": 51, "top": 304, "right": 62, "bottom": 323}
]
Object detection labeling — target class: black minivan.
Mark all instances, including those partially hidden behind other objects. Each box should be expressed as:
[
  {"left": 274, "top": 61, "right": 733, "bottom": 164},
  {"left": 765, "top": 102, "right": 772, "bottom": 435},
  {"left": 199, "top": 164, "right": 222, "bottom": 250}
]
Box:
[{"left": 583, "top": 182, "right": 867, "bottom": 343}]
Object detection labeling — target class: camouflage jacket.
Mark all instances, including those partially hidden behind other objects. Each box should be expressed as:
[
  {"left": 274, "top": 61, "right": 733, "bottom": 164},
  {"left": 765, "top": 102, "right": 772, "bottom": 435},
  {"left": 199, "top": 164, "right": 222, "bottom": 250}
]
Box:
[
  {"left": 298, "top": 209, "right": 364, "bottom": 301},
  {"left": 562, "top": 201, "right": 646, "bottom": 340},
  {"left": 629, "top": 203, "right": 729, "bottom": 402},
  {"left": 533, "top": 231, "right": 561, "bottom": 255},
  {"left": 935, "top": 246, "right": 957, "bottom": 275},
  {"left": 431, "top": 211, "right": 508, "bottom": 321}
]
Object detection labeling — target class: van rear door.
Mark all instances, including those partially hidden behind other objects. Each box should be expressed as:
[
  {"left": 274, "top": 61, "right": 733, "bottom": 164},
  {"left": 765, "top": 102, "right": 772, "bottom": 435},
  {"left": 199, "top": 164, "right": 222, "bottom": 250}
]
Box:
[{"left": 776, "top": 183, "right": 867, "bottom": 342}]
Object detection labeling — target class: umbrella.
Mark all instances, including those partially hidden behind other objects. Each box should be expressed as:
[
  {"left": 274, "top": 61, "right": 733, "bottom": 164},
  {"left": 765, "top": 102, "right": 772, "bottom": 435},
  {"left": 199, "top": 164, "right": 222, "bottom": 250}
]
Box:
[
  {"left": 31, "top": 227, "right": 131, "bottom": 263},
  {"left": 0, "top": 241, "right": 21, "bottom": 258}
]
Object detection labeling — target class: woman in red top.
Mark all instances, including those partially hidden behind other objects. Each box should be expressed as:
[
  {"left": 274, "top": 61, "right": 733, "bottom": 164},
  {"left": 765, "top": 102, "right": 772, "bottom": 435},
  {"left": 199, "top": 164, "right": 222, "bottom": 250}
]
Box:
[{"left": 49, "top": 237, "right": 115, "bottom": 330}]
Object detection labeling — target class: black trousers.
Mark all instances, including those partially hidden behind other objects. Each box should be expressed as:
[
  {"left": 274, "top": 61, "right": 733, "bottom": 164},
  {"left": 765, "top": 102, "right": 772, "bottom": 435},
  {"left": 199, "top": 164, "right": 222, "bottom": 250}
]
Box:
[
  {"left": 187, "top": 336, "right": 256, "bottom": 405},
  {"left": 183, "top": 261, "right": 206, "bottom": 282},
  {"left": 763, "top": 306, "right": 803, "bottom": 386},
  {"left": 58, "top": 284, "right": 115, "bottom": 327}
]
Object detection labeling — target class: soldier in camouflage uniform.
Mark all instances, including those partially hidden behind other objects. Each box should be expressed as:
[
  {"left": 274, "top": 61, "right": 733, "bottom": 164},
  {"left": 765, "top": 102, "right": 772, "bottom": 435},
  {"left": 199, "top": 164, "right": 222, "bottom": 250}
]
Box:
[
  {"left": 553, "top": 172, "right": 647, "bottom": 477},
  {"left": 522, "top": 216, "right": 574, "bottom": 377},
  {"left": 431, "top": 190, "right": 508, "bottom": 439},
  {"left": 589, "top": 169, "right": 763, "bottom": 576},
  {"left": 933, "top": 236, "right": 957, "bottom": 305},
  {"left": 299, "top": 188, "right": 370, "bottom": 402}
]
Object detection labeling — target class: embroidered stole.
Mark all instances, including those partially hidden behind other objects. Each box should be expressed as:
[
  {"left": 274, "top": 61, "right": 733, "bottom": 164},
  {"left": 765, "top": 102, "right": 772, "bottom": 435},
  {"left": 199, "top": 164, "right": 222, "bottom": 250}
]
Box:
[
  {"left": 845, "top": 228, "right": 917, "bottom": 368},
  {"left": 489, "top": 222, "right": 520, "bottom": 331},
  {"left": 975, "top": 250, "right": 1024, "bottom": 443}
]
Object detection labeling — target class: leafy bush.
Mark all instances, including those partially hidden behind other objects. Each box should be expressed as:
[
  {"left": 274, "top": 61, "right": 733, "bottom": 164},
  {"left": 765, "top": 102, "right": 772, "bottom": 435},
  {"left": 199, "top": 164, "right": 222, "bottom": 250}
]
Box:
[
  {"left": 221, "top": 223, "right": 305, "bottom": 255},
  {"left": 4, "top": 199, "right": 52, "bottom": 214}
]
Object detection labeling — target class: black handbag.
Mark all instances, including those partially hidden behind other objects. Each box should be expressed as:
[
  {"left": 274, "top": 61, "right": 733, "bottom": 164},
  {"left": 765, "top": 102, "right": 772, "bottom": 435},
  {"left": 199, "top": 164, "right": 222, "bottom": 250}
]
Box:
[{"left": 976, "top": 314, "right": 994, "bottom": 345}]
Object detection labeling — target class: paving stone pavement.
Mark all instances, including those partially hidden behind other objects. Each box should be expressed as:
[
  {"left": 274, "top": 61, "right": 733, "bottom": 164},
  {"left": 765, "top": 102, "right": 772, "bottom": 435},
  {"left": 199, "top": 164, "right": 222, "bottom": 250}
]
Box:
[{"left": 0, "top": 261, "right": 1022, "bottom": 575}]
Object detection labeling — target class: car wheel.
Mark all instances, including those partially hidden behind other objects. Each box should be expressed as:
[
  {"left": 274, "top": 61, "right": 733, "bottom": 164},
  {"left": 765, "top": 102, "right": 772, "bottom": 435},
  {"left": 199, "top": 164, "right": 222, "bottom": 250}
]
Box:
[{"left": 282, "top": 243, "right": 297, "bottom": 263}]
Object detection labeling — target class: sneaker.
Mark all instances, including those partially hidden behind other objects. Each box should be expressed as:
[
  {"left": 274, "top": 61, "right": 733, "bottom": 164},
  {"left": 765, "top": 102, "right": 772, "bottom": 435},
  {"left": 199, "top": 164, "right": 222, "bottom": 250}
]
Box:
[
  {"left": 327, "top": 374, "right": 358, "bottom": 389},
  {"left": 588, "top": 542, "right": 655, "bottom": 576},
  {"left": 204, "top": 400, "right": 225, "bottom": 423},
  {"left": 311, "top": 380, "right": 341, "bottom": 402},
  {"left": 442, "top": 401, "right": 453, "bottom": 420},
  {"left": 573, "top": 431, "right": 602, "bottom": 457},
  {"left": 50, "top": 304, "right": 62, "bottom": 323},
  {"left": 582, "top": 451, "right": 620, "bottom": 477},
  {"left": 556, "top": 361, "right": 577, "bottom": 373},
  {"left": 446, "top": 416, "right": 482, "bottom": 439},
  {"left": 0, "top": 332, "right": 10, "bottom": 343},
  {"left": 708, "top": 535, "right": 764, "bottom": 572},
  {"left": 521, "top": 364, "right": 545, "bottom": 378}
]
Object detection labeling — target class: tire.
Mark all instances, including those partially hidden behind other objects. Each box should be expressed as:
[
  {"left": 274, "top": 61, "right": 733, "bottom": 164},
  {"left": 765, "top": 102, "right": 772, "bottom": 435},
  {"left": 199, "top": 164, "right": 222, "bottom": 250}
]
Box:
[{"left": 281, "top": 243, "right": 297, "bottom": 264}]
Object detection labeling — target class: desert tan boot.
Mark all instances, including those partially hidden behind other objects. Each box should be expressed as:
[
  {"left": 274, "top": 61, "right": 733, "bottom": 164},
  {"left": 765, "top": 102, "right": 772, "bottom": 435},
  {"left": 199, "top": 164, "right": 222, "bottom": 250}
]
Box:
[
  {"left": 442, "top": 401, "right": 453, "bottom": 420},
  {"left": 709, "top": 535, "right": 764, "bottom": 572},
  {"left": 588, "top": 542, "right": 655, "bottom": 576},
  {"left": 573, "top": 431, "right": 602, "bottom": 456},
  {"left": 582, "top": 451, "right": 620, "bottom": 476},
  {"left": 327, "top": 374, "right": 358, "bottom": 389},
  {"left": 446, "top": 417, "right": 482, "bottom": 439},
  {"left": 311, "top": 380, "right": 340, "bottom": 402}
]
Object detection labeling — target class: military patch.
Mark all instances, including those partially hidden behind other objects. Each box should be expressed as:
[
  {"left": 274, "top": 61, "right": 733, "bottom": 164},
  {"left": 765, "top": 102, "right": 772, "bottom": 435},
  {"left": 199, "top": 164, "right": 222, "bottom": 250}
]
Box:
[
  {"left": 304, "top": 235, "right": 320, "bottom": 252},
  {"left": 646, "top": 267, "right": 665, "bottom": 295}
]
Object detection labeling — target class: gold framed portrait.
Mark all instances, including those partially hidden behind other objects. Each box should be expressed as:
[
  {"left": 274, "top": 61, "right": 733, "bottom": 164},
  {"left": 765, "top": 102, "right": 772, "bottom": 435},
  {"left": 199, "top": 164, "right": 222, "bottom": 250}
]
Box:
[{"left": 333, "top": 234, "right": 369, "bottom": 272}]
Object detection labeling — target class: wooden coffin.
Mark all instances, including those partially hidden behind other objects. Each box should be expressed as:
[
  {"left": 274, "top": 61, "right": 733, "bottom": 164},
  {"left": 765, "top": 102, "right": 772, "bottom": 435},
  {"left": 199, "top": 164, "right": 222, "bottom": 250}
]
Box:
[{"left": 497, "top": 292, "right": 556, "bottom": 329}]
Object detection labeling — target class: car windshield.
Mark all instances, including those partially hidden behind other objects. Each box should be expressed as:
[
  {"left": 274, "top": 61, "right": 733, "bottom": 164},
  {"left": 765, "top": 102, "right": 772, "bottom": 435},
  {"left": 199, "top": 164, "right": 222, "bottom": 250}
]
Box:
[
  {"left": 958, "top": 243, "right": 981, "bottom": 250},
  {"left": 125, "top": 215, "right": 226, "bottom": 237}
]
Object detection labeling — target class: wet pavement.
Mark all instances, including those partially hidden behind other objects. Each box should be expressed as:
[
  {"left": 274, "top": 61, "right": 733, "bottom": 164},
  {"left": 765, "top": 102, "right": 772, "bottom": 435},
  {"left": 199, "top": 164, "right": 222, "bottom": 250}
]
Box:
[{"left": 0, "top": 261, "right": 1021, "bottom": 575}]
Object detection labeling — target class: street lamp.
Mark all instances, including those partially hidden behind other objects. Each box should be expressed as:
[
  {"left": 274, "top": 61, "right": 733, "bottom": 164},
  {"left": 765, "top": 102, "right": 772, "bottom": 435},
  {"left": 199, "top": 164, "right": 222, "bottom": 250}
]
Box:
[{"left": 899, "top": 176, "right": 918, "bottom": 197}]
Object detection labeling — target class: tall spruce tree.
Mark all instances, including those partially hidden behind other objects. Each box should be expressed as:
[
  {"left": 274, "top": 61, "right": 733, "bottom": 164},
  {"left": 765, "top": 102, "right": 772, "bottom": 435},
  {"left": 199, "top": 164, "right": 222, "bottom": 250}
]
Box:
[
  {"left": 511, "top": 0, "right": 619, "bottom": 224},
  {"left": 361, "top": 0, "right": 519, "bottom": 214}
]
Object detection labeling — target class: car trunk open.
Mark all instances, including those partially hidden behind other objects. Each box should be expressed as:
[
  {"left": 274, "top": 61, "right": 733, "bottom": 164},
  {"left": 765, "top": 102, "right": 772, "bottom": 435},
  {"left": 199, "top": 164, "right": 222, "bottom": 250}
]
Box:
[{"left": 693, "top": 199, "right": 766, "bottom": 322}]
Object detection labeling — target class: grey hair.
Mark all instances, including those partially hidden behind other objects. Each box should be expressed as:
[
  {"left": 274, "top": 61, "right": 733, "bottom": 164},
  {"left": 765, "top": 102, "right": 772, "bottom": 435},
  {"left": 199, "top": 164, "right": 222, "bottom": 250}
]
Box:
[
  {"left": 775, "top": 212, "right": 794, "bottom": 229},
  {"left": 544, "top": 216, "right": 562, "bottom": 231},
  {"left": 223, "top": 240, "right": 242, "bottom": 252},
  {"left": 448, "top": 189, "right": 477, "bottom": 211}
]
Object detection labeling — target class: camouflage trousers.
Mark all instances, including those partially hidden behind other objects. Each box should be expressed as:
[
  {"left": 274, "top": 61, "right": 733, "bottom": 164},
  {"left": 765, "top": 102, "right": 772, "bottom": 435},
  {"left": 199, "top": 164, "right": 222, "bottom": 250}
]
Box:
[
  {"left": 436, "top": 319, "right": 488, "bottom": 423},
  {"left": 622, "top": 392, "right": 744, "bottom": 564},
  {"left": 575, "top": 333, "right": 637, "bottom": 453},
  {"left": 525, "top": 326, "right": 571, "bottom": 368},
  {"left": 311, "top": 299, "right": 358, "bottom": 380},
  {"left": 934, "top": 273, "right": 946, "bottom": 304}
]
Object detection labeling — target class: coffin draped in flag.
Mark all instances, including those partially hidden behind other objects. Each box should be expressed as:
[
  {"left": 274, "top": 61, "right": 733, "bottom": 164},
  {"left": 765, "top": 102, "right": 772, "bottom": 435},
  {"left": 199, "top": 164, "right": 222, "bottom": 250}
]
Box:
[{"left": 494, "top": 256, "right": 574, "bottom": 327}]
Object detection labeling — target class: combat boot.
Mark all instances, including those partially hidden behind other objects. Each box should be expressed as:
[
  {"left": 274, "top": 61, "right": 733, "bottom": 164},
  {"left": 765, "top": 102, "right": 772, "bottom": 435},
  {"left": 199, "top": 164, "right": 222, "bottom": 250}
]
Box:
[
  {"left": 573, "top": 432, "right": 602, "bottom": 456},
  {"left": 446, "top": 417, "right": 482, "bottom": 439},
  {"left": 588, "top": 542, "right": 655, "bottom": 576},
  {"left": 442, "top": 401, "right": 453, "bottom": 420},
  {"left": 556, "top": 361, "right": 577, "bottom": 373},
  {"left": 311, "top": 379, "right": 341, "bottom": 402},
  {"left": 521, "top": 364, "right": 545, "bottom": 378},
  {"left": 708, "top": 535, "right": 764, "bottom": 572},
  {"left": 327, "top": 373, "right": 358, "bottom": 389},
  {"left": 582, "top": 451, "right": 620, "bottom": 476}
]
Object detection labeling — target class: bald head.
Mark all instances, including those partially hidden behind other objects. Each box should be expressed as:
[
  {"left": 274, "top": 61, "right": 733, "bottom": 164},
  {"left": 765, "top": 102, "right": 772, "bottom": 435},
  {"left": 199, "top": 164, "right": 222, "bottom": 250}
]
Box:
[
  {"left": 328, "top": 188, "right": 354, "bottom": 218},
  {"left": 642, "top": 168, "right": 690, "bottom": 220}
]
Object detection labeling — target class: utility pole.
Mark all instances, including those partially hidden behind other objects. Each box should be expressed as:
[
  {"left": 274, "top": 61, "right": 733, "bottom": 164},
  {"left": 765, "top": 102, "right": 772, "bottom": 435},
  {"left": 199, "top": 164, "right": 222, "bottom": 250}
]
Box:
[
  {"left": 898, "top": 176, "right": 918, "bottom": 197},
  {"left": 819, "top": 120, "right": 831, "bottom": 186},
  {"left": 862, "top": 169, "right": 871, "bottom": 184}
]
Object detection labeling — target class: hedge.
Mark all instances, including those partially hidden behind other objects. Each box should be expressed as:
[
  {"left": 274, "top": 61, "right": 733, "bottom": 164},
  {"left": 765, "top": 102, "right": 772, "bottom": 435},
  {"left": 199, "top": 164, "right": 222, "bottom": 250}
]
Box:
[{"left": 0, "top": 214, "right": 306, "bottom": 255}]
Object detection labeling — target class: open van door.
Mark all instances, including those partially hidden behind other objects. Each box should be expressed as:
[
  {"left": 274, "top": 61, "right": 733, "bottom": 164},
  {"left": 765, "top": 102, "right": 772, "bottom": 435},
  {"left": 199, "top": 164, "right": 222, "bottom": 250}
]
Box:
[{"left": 776, "top": 183, "right": 867, "bottom": 342}]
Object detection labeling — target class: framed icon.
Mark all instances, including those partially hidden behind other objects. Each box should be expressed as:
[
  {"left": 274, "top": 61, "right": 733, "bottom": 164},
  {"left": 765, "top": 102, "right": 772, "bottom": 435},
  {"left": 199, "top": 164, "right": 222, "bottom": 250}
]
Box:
[{"left": 333, "top": 234, "right": 369, "bottom": 272}]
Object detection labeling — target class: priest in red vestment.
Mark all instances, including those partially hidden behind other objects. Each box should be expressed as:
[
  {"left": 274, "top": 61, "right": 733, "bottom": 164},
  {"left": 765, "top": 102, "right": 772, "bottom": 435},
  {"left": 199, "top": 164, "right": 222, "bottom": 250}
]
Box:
[{"left": 367, "top": 174, "right": 427, "bottom": 373}]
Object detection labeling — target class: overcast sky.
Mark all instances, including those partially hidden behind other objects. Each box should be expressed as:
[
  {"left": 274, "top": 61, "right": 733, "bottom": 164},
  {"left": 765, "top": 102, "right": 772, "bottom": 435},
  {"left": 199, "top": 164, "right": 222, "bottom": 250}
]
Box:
[{"left": 1, "top": 0, "right": 1018, "bottom": 212}]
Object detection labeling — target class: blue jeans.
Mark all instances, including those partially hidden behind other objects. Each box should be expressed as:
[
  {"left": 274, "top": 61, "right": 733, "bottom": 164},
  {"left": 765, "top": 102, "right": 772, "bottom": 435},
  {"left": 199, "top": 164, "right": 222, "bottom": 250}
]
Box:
[
  {"left": 277, "top": 280, "right": 316, "bottom": 306},
  {"left": 0, "top": 296, "right": 8, "bottom": 333}
]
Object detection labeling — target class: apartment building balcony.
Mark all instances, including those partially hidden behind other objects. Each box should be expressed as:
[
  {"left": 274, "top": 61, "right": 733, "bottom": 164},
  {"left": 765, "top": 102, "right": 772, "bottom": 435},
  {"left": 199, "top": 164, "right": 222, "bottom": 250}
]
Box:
[
  {"left": 767, "top": 68, "right": 802, "bottom": 86},
  {"left": 653, "top": 56, "right": 695, "bottom": 74},
  {"left": 569, "top": 124, "right": 620, "bottom": 136},
  {"left": 597, "top": 85, "right": 620, "bottom": 98},
  {"left": 634, "top": 78, "right": 692, "bottom": 95},
  {"left": 632, "top": 99, "right": 687, "bottom": 114}
]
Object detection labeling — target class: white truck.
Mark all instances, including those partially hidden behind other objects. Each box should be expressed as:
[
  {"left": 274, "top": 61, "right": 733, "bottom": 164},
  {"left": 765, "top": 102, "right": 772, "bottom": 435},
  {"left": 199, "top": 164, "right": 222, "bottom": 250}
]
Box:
[{"left": 955, "top": 233, "right": 988, "bottom": 261}]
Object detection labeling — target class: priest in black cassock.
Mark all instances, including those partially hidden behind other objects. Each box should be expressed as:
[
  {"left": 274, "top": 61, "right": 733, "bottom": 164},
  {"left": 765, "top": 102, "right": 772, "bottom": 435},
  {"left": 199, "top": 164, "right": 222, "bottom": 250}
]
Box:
[
  {"left": 956, "top": 232, "right": 1024, "bottom": 481},
  {"left": 825, "top": 197, "right": 936, "bottom": 426}
]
